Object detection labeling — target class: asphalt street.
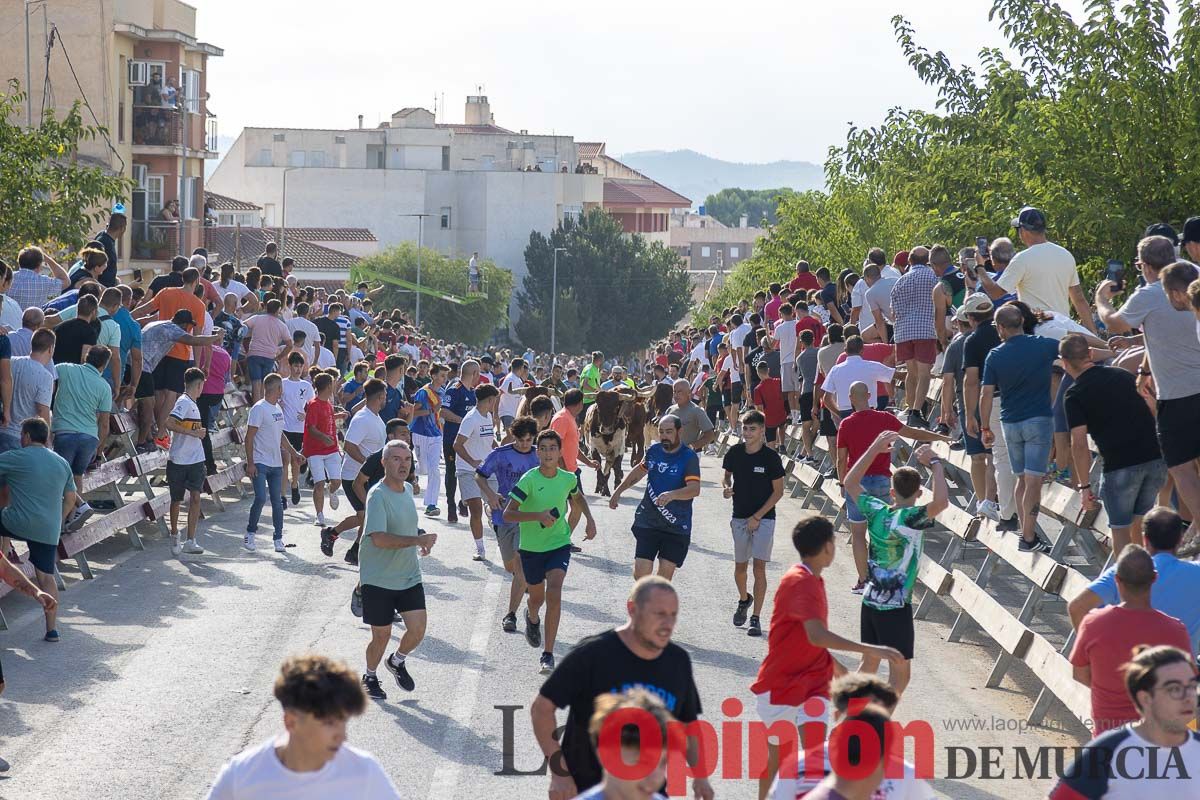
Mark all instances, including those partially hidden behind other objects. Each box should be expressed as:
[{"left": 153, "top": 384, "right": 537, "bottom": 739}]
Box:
[{"left": 0, "top": 452, "right": 1085, "bottom": 800}]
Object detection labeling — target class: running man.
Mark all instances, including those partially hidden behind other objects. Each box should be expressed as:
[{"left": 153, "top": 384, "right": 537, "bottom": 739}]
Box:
[
  {"left": 244, "top": 374, "right": 305, "bottom": 553},
  {"left": 360, "top": 440, "right": 436, "bottom": 700},
  {"left": 608, "top": 415, "right": 702, "bottom": 581},
  {"left": 453, "top": 383, "right": 498, "bottom": 561},
  {"left": 440, "top": 358, "right": 480, "bottom": 523},
  {"left": 165, "top": 367, "right": 208, "bottom": 556},
  {"left": 303, "top": 373, "right": 344, "bottom": 528},
  {"left": 476, "top": 416, "right": 540, "bottom": 633},
  {"left": 579, "top": 351, "right": 604, "bottom": 423},
  {"left": 280, "top": 351, "right": 313, "bottom": 509},
  {"left": 503, "top": 429, "right": 598, "bottom": 674},
  {"left": 321, "top": 379, "right": 387, "bottom": 561},
  {"left": 410, "top": 364, "right": 447, "bottom": 518}
]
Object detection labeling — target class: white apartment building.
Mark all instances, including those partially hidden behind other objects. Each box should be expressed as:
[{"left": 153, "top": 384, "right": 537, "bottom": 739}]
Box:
[{"left": 208, "top": 96, "right": 603, "bottom": 321}]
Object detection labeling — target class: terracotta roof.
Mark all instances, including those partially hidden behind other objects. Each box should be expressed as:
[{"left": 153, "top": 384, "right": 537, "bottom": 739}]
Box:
[
  {"left": 603, "top": 179, "right": 692, "bottom": 208},
  {"left": 260, "top": 226, "right": 376, "bottom": 243},
  {"left": 203, "top": 227, "right": 360, "bottom": 272},
  {"left": 289, "top": 277, "right": 351, "bottom": 293},
  {"left": 437, "top": 123, "right": 515, "bottom": 135},
  {"left": 577, "top": 142, "right": 604, "bottom": 159},
  {"left": 204, "top": 191, "right": 261, "bottom": 211}
]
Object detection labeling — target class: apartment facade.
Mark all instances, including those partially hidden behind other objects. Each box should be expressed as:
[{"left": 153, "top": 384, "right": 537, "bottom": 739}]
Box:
[
  {"left": 208, "top": 96, "right": 603, "bottom": 320},
  {"left": 576, "top": 142, "right": 691, "bottom": 245},
  {"left": 0, "top": 0, "right": 221, "bottom": 280},
  {"left": 669, "top": 212, "right": 764, "bottom": 271}
]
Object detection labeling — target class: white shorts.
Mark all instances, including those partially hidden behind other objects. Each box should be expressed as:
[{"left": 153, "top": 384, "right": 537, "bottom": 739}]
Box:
[
  {"left": 307, "top": 452, "right": 342, "bottom": 483},
  {"left": 780, "top": 363, "right": 798, "bottom": 393},
  {"left": 755, "top": 693, "right": 831, "bottom": 744},
  {"left": 457, "top": 470, "right": 483, "bottom": 500}
]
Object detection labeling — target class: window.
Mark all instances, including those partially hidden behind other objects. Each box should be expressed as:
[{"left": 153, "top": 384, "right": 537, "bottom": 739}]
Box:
[
  {"left": 180, "top": 69, "right": 200, "bottom": 113},
  {"left": 181, "top": 176, "right": 199, "bottom": 219},
  {"left": 263, "top": 203, "right": 276, "bottom": 226},
  {"left": 562, "top": 204, "right": 582, "bottom": 224},
  {"left": 441, "top": 146, "right": 450, "bottom": 171},
  {"left": 334, "top": 135, "right": 346, "bottom": 144},
  {"left": 146, "top": 175, "right": 164, "bottom": 219},
  {"left": 128, "top": 60, "right": 149, "bottom": 87},
  {"left": 730, "top": 246, "right": 740, "bottom": 258},
  {"left": 440, "top": 206, "right": 452, "bottom": 229},
  {"left": 255, "top": 148, "right": 272, "bottom": 166},
  {"left": 308, "top": 150, "right": 326, "bottom": 167},
  {"left": 131, "top": 164, "right": 147, "bottom": 188},
  {"left": 273, "top": 133, "right": 286, "bottom": 143},
  {"left": 701, "top": 246, "right": 711, "bottom": 258},
  {"left": 289, "top": 150, "right": 306, "bottom": 167}
]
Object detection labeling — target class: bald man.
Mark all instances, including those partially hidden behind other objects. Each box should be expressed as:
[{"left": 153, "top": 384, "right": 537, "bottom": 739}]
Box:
[{"left": 666, "top": 378, "right": 716, "bottom": 451}]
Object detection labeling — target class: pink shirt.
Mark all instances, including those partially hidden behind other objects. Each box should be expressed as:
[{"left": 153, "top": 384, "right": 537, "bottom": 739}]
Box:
[
  {"left": 764, "top": 295, "right": 783, "bottom": 324},
  {"left": 243, "top": 313, "right": 290, "bottom": 359},
  {"left": 203, "top": 346, "right": 231, "bottom": 395}
]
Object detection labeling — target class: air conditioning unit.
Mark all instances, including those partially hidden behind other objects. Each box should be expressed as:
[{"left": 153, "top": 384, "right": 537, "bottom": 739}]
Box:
[
  {"left": 131, "top": 164, "right": 148, "bottom": 188},
  {"left": 128, "top": 60, "right": 149, "bottom": 87},
  {"left": 273, "top": 133, "right": 286, "bottom": 142}
]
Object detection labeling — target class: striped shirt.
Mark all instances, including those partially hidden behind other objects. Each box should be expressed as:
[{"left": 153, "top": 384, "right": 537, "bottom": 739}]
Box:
[{"left": 890, "top": 263, "right": 938, "bottom": 343}]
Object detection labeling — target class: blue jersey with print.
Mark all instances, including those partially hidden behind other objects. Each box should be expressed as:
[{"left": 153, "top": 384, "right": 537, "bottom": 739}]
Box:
[
  {"left": 442, "top": 381, "right": 478, "bottom": 442},
  {"left": 409, "top": 387, "right": 441, "bottom": 438},
  {"left": 476, "top": 444, "right": 539, "bottom": 526},
  {"left": 633, "top": 443, "right": 701, "bottom": 536}
]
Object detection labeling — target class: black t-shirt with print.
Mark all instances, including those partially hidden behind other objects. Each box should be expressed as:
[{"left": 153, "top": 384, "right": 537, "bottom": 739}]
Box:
[
  {"left": 539, "top": 630, "right": 702, "bottom": 793},
  {"left": 1064, "top": 365, "right": 1161, "bottom": 473},
  {"left": 53, "top": 317, "right": 100, "bottom": 364},
  {"left": 721, "top": 442, "right": 786, "bottom": 519}
]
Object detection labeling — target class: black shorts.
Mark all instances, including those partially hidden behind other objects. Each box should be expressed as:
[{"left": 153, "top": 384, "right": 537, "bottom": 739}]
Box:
[
  {"left": 798, "top": 392, "right": 814, "bottom": 422},
  {"left": 876, "top": 394, "right": 890, "bottom": 412},
  {"left": 0, "top": 517, "right": 57, "bottom": 574},
  {"left": 284, "top": 431, "right": 304, "bottom": 453},
  {"left": 1156, "top": 393, "right": 1200, "bottom": 468},
  {"left": 361, "top": 583, "right": 426, "bottom": 626},
  {"left": 860, "top": 603, "right": 915, "bottom": 660},
  {"left": 135, "top": 370, "right": 156, "bottom": 400},
  {"left": 632, "top": 525, "right": 690, "bottom": 568},
  {"left": 766, "top": 425, "right": 780, "bottom": 444},
  {"left": 705, "top": 405, "right": 724, "bottom": 425},
  {"left": 152, "top": 356, "right": 191, "bottom": 395},
  {"left": 342, "top": 478, "right": 365, "bottom": 512},
  {"left": 166, "top": 461, "right": 205, "bottom": 502},
  {"left": 730, "top": 382, "right": 744, "bottom": 405},
  {"left": 818, "top": 407, "right": 838, "bottom": 438}
]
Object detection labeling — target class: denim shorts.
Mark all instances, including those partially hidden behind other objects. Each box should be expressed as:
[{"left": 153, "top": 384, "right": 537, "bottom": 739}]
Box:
[
  {"left": 247, "top": 355, "right": 276, "bottom": 383},
  {"left": 1100, "top": 459, "right": 1168, "bottom": 528},
  {"left": 0, "top": 432, "right": 20, "bottom": 454},
  {"left": 1002, "top": 416, "right": 1053, "bottom": 476},
  {"left": 846, "top": 474, "right": 892, "bottom": 523},
  {"left": 53, "top": 431, "right": 99, "bottom": 475},
  {"left": 958, "top": 410, "right": 990, "bottom": 457}
]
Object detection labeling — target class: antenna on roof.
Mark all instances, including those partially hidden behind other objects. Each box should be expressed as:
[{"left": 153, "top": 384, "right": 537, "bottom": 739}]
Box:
[{"left": 433, "top": 94, "right": 437, "bottom": 121}]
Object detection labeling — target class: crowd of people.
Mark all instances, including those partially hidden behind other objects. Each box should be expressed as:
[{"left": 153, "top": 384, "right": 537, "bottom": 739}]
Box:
[{"left": 1, "top": 204, "right": 1199, "bottom": 800}]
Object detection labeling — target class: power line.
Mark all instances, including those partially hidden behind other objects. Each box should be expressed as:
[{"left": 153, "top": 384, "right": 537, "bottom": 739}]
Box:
[{"left": 49, "top": 23, "right": 126, "bottom": 173}]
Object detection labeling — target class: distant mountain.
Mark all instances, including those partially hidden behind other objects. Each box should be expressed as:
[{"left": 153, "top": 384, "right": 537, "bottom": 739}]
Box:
[{"left": 614, "top": 149, "right": 825, "bottom": 208}]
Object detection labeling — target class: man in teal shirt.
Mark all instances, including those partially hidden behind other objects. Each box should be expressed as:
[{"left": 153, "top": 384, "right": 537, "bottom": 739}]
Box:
[
  {"left": 52, "top": 348, "right": 112, "bottom": 530},
  {"left": 359, "top": 440, "right": 437, "bottom": 701},
  {"left": 0, "top": 417, "right": 76, "bottom": 642}
]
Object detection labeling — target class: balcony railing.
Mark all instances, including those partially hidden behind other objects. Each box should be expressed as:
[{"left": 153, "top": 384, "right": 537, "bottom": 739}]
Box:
[{"left": 133, "top": 105, "right": 187, "bottom": 149}]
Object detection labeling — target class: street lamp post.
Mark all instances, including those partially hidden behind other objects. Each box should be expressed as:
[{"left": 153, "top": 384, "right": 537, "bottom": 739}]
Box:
[
  {"left": 279, "top": 166, "right": 301, "bottom": 260},
  {"left": 399, "top": 213, "right": 431, "bottom": 328},
  {"left": 551, "top": 247, "right": 567, "bottom": 357}
]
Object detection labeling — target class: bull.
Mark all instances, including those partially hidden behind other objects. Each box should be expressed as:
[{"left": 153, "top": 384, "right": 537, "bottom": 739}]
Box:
[{"left": 582, "top": 389, "right": 634, "bottom": 496}]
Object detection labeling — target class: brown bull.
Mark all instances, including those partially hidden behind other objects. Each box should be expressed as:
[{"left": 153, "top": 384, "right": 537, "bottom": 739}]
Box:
[
  {"left": 641, "top": 382, "right": 677, "bottom": 461},
  {"left": 582, "top": 389, "right": 633, "bottom": 496},
  {"left": 515, "top": 385, "right": 556, "bottom": 418}
]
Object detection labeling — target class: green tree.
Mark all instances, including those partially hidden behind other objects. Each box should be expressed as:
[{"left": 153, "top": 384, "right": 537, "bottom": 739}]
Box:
[
  {"left": 0, "top": 81, "right": 133, "bottom": 255},
  {"left": 699, "top": 0, "right": 1200, "bottom": 319},
  {"left": 352, "top": 242, "right": 512, "bottom": 346},
  {"left": 702, "top": 187, "right": 797, "bottom": 228},
  {"left": 516, "top": 209, "right": 691, "bottom": 355}
]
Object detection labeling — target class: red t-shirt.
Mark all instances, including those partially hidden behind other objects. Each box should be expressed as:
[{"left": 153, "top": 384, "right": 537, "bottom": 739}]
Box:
[
  {"left": 795, "top": 316, "right": 826, "bottom": 350},
  {"left": 789, "top": 273, "right": 822, "bottom": 293},
  {"left": 655, "top": 354, "right": 669, "bottom": 368},
  {"left": 836, "top": 409, "right": 903, "bottom": 476},
  {"left": 302, "top": 397, "right": 338, "bottom": 456},
  {"left": 751, "top": 564, "right": 834, "bottom": 705},
  {"left": 1070, "top": 606, "right": 1191, "bottom": 734},
  {"left": 753, "top": 377, "right": 787, "bottom": 427},
  {"left": 836, "top": 343, "right": 894, "bottom": 400}
]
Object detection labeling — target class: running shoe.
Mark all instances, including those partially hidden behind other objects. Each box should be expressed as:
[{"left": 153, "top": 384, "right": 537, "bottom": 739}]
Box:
[
  {"left": 243, "top": 533, "right": 256, "bottom": 552},
  {"left": 280, "top": 496, "right": 288, "bottom": 511},
  {"left": 385, "top": 654, "right": 415, "bottom": 691},
  {"left": 171, "top": 532, "right": 183, "bottom": 557},
  {"left": 733, "top": 596, "right": 752, "bottom": 627},
  {"left": 154, "top": 435, "right": 171, "bottom": 450},
  {"left": 997, "top": 515, "right": 1020, "bottom": 533},
  {"left": 424, "top": 505, "right": 440, "bottom": 518},
  {"left": 344, "top": 540, "right": 360, "bottom": 566},
  {"left": 315, "top": 512, "right": 328, "bottom": 528},
  {"left": 524, "top": 612, "right": 542, "bottom": 648},
  {"left": 350, "top": 587, "right": 363, "bottom": 618},
  {"left": 472, "top": 543, "right": 486, "bottom": 562},
  {"left": 44, "top": 629, "right": 60, "bottom": 643},
  {"left": 182, "top": 539, "right": 204, "bottom": 555},
  {"left": 66, "top": 503, "right": 94, "bottom": 532},
  {"left": 747, "top": 615, "right": 762, "bottom": 637},
  {"left": 1018, "top": 538, "right": 1051, "bottom": 553},
  {"left": 977, "top": 499, "right": 1002, "bottom": 522},
  {"left": 273, "top": 539, "right": 286, "bottom": 553},
  {"left": 851, "top": 579, "right": 866, "bottom": 595},
  {"left": 319, "top": 527, "right": 336, "bottom": 557},
  {"left": 362, "top": 673, "right": 387, "bottom": 700},
  {"left": 501, "top": 612, "right": 517, "bottom": 633},
  {"left": 538, "top": 652, "right": 555, "bottom": 675},
  {"left": 569, "top": 544, "right": 582, "bottom": 553},
  {"left": 447, "top": 509, "right": 459, "bottom": 524},
  {"left": 329, "top": 491, "right": 340, "bottom": 510},
  {"left": 291, "top": 486, "right": 301, "bottom": 506},
  {"left": 457, "top": 500, "right": 468, "bottom": 518}
]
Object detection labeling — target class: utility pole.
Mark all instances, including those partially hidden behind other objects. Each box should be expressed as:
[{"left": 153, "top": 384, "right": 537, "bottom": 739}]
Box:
[
  {"left": 399, "top": 213, "right": 431, "bottom": 328},
  {"left": 551, "top": 247, "right": 567, "bottom": 356},
  {"left": 24, "top": 1, "right": 32, "bottom": 127}
]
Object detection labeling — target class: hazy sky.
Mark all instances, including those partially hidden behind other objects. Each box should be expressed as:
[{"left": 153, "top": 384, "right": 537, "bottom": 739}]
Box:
[{"left": 192, "top": 0, "right": 1097, "bottom": 164}]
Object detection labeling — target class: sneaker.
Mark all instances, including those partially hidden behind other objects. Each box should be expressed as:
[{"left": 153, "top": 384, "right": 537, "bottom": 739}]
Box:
[
  {"left": 457, "top": 500, "right": 468, "bottom": 518},
  {"left": 280, "top": 496, "right": 288, "bottom": 511},
  {"left": 329, "top": 491, "right": 340, "bottom": 510},
  {"left": 44, "top": 629, "right": 60, "bottom": 643},
  {"left": 538, "top": 652, "right": 555, "bottom": 675},
  {"left": 66, "top": 503, "right": 94, "bottom": 532},
  {"left": 747, "top": 615, "right": 762, "bottom": 637},
  {"left": 319, "top": 527, "right": 336, "bottom": 557},
  {"left": 385, "top": 654, "right": 415, "bottom": 691},
  {"left": 977, "top": 499, "right": 1002, "bottom": 522},
  {"left": 291, "top": 486, "right": 301, "bottom": 506},
  {"left": 273, "top": 539, "right": 286, "bottom": 553},
  {"left": 350, "top": 587, "right": 363, "bottom": 618},
  {"left": 933, "top": 422, "right": 951, "bottom": 436},
  {"left": 906, "top": 410, "right": 926, "bottom": 429},
  {"left": 472, "top": 543, "right": 486, "bottom": 562},
  {"left": 182, "top": 539, "right": 204, "bottom": 555},
  {"left": 243, "top": 533, "right": 256, "bottom": 552},
  {"left": 733, "top": 596, "right": 752, "bottom": 627},
  {"left": 362, "top": 673, "right": 387, "bottom": 700},
  {"left": 315, "top": 512, "right": 328, "bottom": 528},
  {"left": 344, "top": 540, "right": 360, "bottom": 566},
  {"left": 154, "top": 435, "right": 171, "bottom": 450},
  {"left": 524, "top": 611, "right": 542, "bottom": 648},
  {"left": 997, "top": 515, "right": 1020, "bottom": 533},
  {"left": 171, "top": 532, "right": 183, "bottom": 557},
  {"left": 447, "top": 509, "right": 459, "bottom": 524},
  {"left": 424, "top": 505, "right": 440, "bottom": 518},
  {"left": 1018, "top": 538, "right": 1051, "bottom": 553},
  {"left": 501, "top": 612, "right": 517, "bottom": 633},
  {"left": 851, "top": 579, "right": 866, "bottom": 595}
]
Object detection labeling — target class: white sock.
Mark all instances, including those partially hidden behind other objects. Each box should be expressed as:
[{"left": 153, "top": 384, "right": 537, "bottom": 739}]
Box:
[
  {"left": 475, "top": 539, "right": 485, "bottom": 552},
  {"left": 390, "top": 652, "right": 405, "bottom": 666},
  {"left": 365, "top": 668, "right": 377, "bottom": 677}
]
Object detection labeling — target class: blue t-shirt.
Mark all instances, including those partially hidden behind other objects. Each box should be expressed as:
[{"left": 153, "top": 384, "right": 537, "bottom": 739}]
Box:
[
  {"left": 981, "top": 334, "right": 1060, "bottom": 423},
  {"left": 706, "top": 332, "right": 724, "bottom": 359},
  {"left": 342, "top": 378, "right": 365, "bottom": 416},
  {"left": 633, "top": 443, "right": 701, "bottom": 536},
  {"left": 112, "top": 306, "right": 142, "bottom": 373},
  {"left": 43, "top": 290, "right": 79, "bottom": 314},
  {"left": 409, "top": 386, "right": 441, "bottom": 439},
  {"left": 442, "top": 380, "right": 478, "bottom": 442},
  {"left": 476, "top": 444, "right": 539, "bottom": 526},
  {"left": 1088, "top": 552, "right": 1200, "bottom": 656},
  {"left": 381, "top": 383, "right": 405, "bottom": 423}
]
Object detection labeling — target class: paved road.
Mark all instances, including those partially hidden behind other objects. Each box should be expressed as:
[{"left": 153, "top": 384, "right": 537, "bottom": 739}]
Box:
[{"left": 0, "top": 452, "right": 1084, "bottom": 800}]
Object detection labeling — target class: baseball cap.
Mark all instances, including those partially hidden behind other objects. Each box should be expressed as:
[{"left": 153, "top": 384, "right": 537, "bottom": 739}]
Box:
[
  {"left": 1181, "top": 216, "right": 1200, "bottom": 246},
  {"left": 955, "top": 292, "right": 994, "bottom": 322},
  {"left": 1143, "top": 222, "right": 1178, "bottom": 244},
  {"left": 893, "top": 251, "right": 910, "bottom": 269},
  {"left": 1011, "top": 206, "right": 1047, "bottom": 232},
  {"left": 171, "top": 309, "right": 195, "bottom": 326}
]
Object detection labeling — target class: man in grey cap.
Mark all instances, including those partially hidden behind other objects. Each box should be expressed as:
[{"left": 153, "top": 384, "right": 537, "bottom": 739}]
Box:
[{"left": 997, "top": 206, "right": 1098, "bottom": 334}]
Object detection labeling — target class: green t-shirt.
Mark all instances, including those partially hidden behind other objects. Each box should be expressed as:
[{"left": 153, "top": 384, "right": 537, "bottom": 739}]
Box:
[
  {"left": 359, "top": 481, "right": 423, "bottom": 591},
  {"left": 508, "top": 467, "right": 579, "bottom": 553},
  {"left": 52, "top": 363, "right": 112, "bottom": 439},
  {"left": 856, "top": 494, "right": 933, "bottom": 611},
  {"left": 0, "top": 445, "right": 76, "bottom": 545},
  {"left": 581, "top": 363, "right": 602, "bottom": 403}
]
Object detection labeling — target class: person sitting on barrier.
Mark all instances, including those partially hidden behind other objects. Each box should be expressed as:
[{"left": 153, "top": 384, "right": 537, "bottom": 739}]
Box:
[
  {"left": 1069, "top": 544, "right": 1191, "bottom": 735},
  {"left": 0, "top": 417, "right": 76, "bottom": 643}
]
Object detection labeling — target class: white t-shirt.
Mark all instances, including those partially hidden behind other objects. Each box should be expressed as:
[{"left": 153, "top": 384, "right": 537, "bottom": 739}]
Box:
[
  {"left": 850, "top": 277, "right": 869, "bottom": 311},
  {"left": 498, "top": 372, "right": 524, "bottom": 418},
  {"left": 881, "top": 265, "right": 903, "bottom": 279},
  {"left": 455, "top": 407, "right": 495, "bottom": 472},
  {"left": 247, "top": 400, "right": 286, "bottom": 467},
  {"left": 720, "top": 353, "right": 741, "bottom": 384},
  {"left": 280, "top": 378, "right": 313, "bottom": 434},
  {"left": 349, "top": 345, "right": 365, "bottom": 364},
  {"left": 996, "top": 240, "right": 1080, "bottom": 317},
  {"left": 729, "top": 322, "right": 753, "bottom": 352},
  {"left": 341, "top": 407, "right": 386, "bottom": 480},
  {"left": 205, "top": 737, "right": 400, "bottom": 800},
  {"left": 0, "top": 294, "right": 23, "bottom": 332},
  {"left": 688, "top": 341, "right": 709, "bottom": 368},
  {"left": 819, "top": 355, "right": 895, "bottom": 409},
  {"left": 772, "top": 319, "right": 798, "bottom": 365},
  {"left": 317, "top": 347, "right": 336, "bottom": 369},
  {"left": 287, "top": 317, "right": 320, "bottom": 364},
  {"left": 168, "top": 394, "right": 205, "bottom": 466},
  {"left": 217, "top": 280, "right": 251, "bottom": 303}
]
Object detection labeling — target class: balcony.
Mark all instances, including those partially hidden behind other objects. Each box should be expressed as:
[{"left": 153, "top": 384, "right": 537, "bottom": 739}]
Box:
[
  {"left": 131, "top": 220, "right": 207, "bottom": 262},
  {"left": 133, "top": 105, "right": 186, "bottom": 149}
]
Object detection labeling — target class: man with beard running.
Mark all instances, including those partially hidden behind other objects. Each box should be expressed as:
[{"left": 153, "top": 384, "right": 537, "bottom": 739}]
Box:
[
  {"left": 608, "top": 415, "right": 702, "bottom": 581},
  {"left": 441, "top": 359, "right": 480, "bottom": 523}
]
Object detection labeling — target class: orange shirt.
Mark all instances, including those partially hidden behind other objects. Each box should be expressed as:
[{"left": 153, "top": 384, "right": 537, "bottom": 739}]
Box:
[
  {"left": 550, "top": 407, "right": 581, "bottom": 472},
  {"left": 153, "top": 287, "right": 206, "bottom": 361}
]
